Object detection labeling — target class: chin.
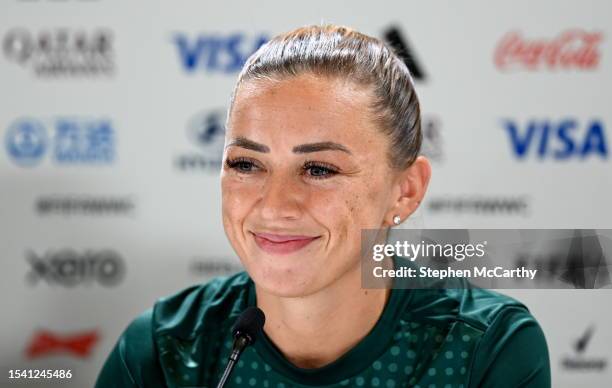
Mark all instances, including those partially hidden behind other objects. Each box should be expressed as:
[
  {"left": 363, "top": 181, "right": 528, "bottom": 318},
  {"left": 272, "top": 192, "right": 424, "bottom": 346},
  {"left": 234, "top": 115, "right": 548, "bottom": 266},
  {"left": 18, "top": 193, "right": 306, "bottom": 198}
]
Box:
[
  {"left": 247, "top": 260, "right": 325, "bottom": 298},
  {"left": 258, "top": 280, "right": 315, "bottom": 298}
]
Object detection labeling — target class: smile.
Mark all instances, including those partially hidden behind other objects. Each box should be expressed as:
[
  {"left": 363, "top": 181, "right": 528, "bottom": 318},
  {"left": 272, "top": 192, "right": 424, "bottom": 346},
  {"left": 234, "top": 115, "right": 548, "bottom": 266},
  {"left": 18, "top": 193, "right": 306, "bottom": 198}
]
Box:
[{"left": 251, "top": 232, "right": 320, "bottom": 255}]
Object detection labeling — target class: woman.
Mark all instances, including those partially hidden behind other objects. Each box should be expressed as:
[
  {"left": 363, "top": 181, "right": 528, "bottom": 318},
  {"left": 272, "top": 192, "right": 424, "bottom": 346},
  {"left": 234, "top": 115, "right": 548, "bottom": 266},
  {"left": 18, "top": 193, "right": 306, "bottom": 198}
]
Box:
[{"left": 96, "top": 25, "right": 550, "bottom": 387}]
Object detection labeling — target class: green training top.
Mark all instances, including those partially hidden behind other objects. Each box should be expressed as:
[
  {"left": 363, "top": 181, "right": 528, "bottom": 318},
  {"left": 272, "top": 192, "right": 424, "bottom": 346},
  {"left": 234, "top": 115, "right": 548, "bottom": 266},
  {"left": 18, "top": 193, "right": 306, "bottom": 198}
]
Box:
[{"left": 95, "top": 255, "right": 550, "bottom": 388}]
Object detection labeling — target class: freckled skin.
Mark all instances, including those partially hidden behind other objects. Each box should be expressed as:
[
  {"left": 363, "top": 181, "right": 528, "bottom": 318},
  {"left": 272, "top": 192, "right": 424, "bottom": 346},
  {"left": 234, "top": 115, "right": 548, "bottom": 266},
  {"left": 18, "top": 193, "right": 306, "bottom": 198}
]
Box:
[{"left": 221, "top": 73, "right": 412, "bottom": 298}]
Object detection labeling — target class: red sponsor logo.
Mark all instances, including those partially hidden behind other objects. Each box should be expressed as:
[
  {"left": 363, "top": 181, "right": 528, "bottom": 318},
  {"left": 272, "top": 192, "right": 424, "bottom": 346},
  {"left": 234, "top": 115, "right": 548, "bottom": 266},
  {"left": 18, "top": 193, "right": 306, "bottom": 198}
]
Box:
[
  {"left": 494, "top": 29, "right": 603, "bottom": 71},
  {"left": 25, "top": 330, "right": 99, "bottom": 359}
]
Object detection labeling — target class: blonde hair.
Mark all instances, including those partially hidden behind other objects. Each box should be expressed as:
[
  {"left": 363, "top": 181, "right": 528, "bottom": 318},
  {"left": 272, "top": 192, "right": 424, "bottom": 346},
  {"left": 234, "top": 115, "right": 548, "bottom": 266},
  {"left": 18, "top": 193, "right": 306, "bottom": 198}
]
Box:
[{"left": 227, "top": 24, "right": 422, "bottom": 170}]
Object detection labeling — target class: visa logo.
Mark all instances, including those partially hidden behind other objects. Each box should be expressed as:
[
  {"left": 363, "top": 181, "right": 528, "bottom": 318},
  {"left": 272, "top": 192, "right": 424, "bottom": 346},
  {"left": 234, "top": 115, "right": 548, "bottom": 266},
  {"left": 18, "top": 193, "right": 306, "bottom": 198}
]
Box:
[
  {"left": 502, "top": 119, "right": 608, "bottom": 160},
  {"left": 173, "top": 33, "right": 268, "bottom": 74}
]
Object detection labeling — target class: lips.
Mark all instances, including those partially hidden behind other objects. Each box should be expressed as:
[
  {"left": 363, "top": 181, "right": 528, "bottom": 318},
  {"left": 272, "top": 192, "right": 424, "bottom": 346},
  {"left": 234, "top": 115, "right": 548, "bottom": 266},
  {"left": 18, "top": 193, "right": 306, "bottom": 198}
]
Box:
[{"left": 252, "top": 232, "right": 320, "bottom": 255}]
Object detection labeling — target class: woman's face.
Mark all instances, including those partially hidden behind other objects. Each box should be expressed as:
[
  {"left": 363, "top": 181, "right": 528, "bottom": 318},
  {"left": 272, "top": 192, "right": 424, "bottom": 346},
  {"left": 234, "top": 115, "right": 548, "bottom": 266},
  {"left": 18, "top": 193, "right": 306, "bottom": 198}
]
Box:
[{"left": 221, "top": 73, "right": 403, "bottom": 297}]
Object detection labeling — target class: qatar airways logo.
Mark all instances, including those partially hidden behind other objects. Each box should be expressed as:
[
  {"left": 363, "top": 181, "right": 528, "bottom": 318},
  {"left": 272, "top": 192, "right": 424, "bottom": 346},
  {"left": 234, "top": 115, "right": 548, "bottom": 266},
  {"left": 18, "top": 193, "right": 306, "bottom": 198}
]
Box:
[
  {"left": 3, "top": 28, "right": 115, "bottom": 77},
  {"left": 494, "top": 29, "right": 603, "bottom": 71}
]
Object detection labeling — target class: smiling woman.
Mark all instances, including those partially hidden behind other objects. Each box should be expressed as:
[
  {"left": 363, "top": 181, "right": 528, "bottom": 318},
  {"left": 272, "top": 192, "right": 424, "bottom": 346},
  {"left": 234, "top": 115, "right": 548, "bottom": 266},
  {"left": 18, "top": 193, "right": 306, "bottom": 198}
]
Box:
[
  {"left": 95, "top": 24, "right": 550, "bottom": 388},
  {"left": 222, "top": 72, "right": 406, "bottom": 299}
]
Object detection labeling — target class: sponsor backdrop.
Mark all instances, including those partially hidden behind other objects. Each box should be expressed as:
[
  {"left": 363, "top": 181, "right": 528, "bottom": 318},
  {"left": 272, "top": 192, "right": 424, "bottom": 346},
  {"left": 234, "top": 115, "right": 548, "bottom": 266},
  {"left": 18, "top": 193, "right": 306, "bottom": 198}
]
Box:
[{"left": 0, "top": 0, "right": 610, "bottom": 386}]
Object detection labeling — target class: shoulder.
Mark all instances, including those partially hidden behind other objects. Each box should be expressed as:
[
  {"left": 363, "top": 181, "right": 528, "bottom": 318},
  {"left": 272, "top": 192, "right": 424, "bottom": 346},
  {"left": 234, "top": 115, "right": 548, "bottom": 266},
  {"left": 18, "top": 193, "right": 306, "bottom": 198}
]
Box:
[
  {"left": 394, "top": 255, "right": 535, "bottom": 331},
  {"left": 150, "top": 272, "right": 253, "bottom": 386},
  {"left": 95, "top": 272, "right": 252, "bottom": 388},
  {"left": 464, "top": 290, "right": 550, "bottom": 387},
  {"left": 420, "top": 287, "right": 551, "bottom": 387},
  {"left": 447, "top": 286, "right": 534, "bottom": 331},
  {"left": 404, "top": 284, "right": 547, "bottom": 346},
  {"left": 393, "top": 256, "right": 550, "bottom": 386},
  {"left": 410, "top": 288, "right": 549, "bottom": 386},
  {"left": 404, "top": 271, "right": 546, "bottom": 341},
  {"left": 95, "top": 308, "right": 165, "bottom": 388},
  {"left": 152, "top": 271, "right": 252, "bottom": 340}
]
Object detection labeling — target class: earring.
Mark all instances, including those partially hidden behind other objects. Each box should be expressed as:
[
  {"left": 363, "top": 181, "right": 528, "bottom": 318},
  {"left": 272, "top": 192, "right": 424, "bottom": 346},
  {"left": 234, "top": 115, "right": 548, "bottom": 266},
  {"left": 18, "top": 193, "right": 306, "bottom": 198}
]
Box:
[{"left": 393, "top": 215, "right": 401, "bottom": 225}]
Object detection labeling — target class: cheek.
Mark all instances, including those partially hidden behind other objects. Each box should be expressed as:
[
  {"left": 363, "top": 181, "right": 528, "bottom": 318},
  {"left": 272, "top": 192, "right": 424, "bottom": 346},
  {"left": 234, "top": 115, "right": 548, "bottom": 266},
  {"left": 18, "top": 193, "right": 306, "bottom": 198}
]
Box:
[
  {"left": 221, "top": 178, "right": 253, "bottom": 223},
  {"left": 338, "top": 184, "right": 387, "bottom": 232},
  {"left": 316, "top": 186, "right": 377, "bottom": 236}
]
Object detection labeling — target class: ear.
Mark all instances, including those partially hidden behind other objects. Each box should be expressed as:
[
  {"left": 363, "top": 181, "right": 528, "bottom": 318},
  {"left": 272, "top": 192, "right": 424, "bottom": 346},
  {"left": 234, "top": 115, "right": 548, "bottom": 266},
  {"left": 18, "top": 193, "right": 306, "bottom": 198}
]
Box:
[{"left": 384, "top": 156, "right": 432, "bottom": 226}]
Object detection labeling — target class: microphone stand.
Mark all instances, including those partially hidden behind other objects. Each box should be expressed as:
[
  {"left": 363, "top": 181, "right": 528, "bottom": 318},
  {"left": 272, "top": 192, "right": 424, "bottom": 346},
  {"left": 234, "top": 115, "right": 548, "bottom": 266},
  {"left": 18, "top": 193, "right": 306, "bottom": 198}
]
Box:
[{"left": 216, "top": 335, "right": 251, "bottom": 388}]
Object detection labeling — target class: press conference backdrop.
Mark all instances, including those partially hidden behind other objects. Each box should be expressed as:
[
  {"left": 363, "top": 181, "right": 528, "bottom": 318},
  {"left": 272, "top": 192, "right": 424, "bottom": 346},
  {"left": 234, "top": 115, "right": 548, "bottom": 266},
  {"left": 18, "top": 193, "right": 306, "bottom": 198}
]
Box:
[{"left": 0, "top": 0, "right": 610, "bottom": 387}]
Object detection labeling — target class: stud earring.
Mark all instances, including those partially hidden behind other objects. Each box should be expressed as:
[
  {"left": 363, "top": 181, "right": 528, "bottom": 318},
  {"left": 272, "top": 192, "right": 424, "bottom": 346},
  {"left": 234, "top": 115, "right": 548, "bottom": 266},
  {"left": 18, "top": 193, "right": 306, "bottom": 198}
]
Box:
[{"left": 393, "top": 215, "right": 401, "bottom": 225}]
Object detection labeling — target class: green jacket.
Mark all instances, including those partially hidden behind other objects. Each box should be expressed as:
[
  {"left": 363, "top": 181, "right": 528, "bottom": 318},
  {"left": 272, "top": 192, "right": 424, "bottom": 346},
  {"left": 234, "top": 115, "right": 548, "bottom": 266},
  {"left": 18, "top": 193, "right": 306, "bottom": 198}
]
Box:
[{"left": 95, "top": 257, "right": 550, "bottom": 387}]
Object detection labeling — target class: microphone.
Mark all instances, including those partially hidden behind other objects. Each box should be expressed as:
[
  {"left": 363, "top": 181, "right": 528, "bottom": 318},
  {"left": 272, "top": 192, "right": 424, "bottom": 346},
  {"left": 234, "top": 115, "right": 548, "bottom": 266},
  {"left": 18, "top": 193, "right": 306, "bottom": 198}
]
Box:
[{"left": 215, "top": 307, "right": 266, "bottom": 388}]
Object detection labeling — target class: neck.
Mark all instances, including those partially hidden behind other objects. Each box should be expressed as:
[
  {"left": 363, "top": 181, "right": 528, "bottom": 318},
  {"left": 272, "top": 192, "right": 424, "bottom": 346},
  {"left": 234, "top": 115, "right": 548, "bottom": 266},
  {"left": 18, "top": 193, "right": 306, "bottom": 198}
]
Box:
[{"left": 255, "top": 263, "right": 390, "bottom": 369}]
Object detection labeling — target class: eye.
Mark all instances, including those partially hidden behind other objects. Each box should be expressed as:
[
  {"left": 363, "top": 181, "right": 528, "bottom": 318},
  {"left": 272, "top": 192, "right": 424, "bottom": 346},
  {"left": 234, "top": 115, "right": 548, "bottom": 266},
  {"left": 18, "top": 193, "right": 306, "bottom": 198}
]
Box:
[
  {"left": 225, "top": 157, "right": 339, "bottom": 180},
  {"left": 303, "top": 160, "right": 339, "bottom": 180},
  {"left": 225, "top": 157, "right": 260, "bottom": 173}
]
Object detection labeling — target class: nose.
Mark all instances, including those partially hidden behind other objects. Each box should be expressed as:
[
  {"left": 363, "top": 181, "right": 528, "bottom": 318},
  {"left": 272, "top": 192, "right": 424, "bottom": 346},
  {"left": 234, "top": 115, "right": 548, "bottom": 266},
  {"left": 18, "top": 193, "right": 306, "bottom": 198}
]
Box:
[{"left": 257, "top": 172, "right": 303, "bottom": 222}]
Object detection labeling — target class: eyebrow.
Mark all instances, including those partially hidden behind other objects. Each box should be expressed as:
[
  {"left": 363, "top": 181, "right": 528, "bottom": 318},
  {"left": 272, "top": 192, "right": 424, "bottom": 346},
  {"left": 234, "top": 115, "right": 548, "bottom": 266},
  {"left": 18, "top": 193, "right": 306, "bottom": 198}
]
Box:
[
  {"left": 226, "top": 137, "right": 270, "bottom": 153},
  {"left": 225, "top": 137, "right": 352, "bottom": 155}
]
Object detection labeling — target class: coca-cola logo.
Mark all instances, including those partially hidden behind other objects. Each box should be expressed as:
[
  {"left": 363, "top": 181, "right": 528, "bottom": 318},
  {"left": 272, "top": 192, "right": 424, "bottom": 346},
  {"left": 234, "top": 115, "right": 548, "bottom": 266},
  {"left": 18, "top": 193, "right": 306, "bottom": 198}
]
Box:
[{"left": 494, "top": 29, "right": 603, "bottom": 71}]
